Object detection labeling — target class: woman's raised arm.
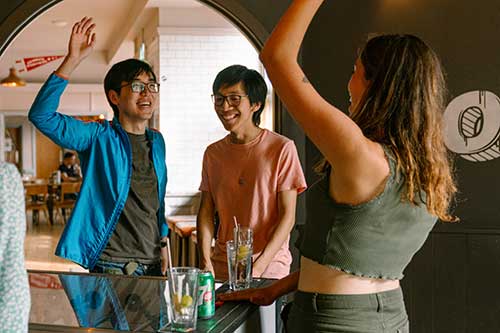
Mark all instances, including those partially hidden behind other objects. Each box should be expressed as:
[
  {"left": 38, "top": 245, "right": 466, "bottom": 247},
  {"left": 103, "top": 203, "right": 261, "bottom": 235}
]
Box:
[{"left": 260, "top": 0, "right": 388, "bottom": 202}]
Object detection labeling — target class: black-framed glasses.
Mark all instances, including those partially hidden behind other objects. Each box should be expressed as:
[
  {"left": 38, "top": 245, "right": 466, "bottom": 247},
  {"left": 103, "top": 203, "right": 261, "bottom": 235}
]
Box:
[
  {"left": 121, "top": 81, "right": 160, "bottom": 94},
  {"left": 211, "top": 94, "right": 248, "bottom": 107}
]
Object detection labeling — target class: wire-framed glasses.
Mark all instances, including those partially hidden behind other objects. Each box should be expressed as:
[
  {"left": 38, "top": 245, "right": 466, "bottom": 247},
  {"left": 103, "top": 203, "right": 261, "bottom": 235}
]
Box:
[
  {"left": 121, "top": 81, "right": 160, "bottom": 94},
  {"left": 211, "top": 94, "right": 248, "bottom": 107}
]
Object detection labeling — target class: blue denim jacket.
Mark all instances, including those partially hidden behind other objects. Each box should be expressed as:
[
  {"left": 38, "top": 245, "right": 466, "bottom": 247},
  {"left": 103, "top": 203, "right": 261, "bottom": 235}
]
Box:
[{"left": 29, "top": 74, "right": 168, "bottom": 269}]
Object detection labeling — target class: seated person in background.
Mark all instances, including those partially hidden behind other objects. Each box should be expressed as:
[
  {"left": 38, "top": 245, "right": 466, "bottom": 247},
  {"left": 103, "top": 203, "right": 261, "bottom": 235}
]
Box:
[
  {"left": 197, "top": 65, "right": 307, "bottom": 280},
  {"left": 28, "top": 17, "right": 169, "bottom": 276},
  {"left": 59, "top": 151, "right": 82, "bottom": 182},
  {"left": 0, "top": 162, "right": 30, "bottom": 332}
]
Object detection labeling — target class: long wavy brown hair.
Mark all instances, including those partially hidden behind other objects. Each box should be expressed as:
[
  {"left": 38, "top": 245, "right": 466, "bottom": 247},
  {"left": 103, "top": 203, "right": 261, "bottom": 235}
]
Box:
[{"left": 322, "top": 34, "right": 457, "bottom": 221}]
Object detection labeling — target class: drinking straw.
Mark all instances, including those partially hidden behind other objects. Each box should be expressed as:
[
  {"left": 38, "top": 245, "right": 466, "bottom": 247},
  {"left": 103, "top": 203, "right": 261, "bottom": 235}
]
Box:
[
  {"left": 233, "top": 216, "right": 239, "bottom": 249},
  {"left": 166, "top": 238, "right": 177, "bottom": 300},
  {"left": 166, "top": 237, "right": 173, "bottom": 272}
]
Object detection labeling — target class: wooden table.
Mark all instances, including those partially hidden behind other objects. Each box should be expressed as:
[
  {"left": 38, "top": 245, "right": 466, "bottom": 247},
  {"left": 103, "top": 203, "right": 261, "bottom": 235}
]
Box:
[
  {"left": 24, "top": 181, "right": 81, "bottom": 225},
  {"left": 24, "top": 180, "right": 50, "bottom": 225}
]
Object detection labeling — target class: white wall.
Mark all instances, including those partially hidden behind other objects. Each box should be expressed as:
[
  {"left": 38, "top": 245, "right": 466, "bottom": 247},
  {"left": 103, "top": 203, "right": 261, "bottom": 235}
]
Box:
[
  {"left": 0, "top": 84, "right": 112, "bottom": 117},
  {"left": 0, "top": 83, "right": 112, "bottom": 175},
  {"left": 158, "top": 6, "right": 234, "bottom": 28}
]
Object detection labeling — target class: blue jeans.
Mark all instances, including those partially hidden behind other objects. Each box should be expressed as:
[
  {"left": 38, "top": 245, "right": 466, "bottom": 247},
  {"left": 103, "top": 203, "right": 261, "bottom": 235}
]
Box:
[{"left": 91, "top": 260, "right": 163, "bottom": 277}]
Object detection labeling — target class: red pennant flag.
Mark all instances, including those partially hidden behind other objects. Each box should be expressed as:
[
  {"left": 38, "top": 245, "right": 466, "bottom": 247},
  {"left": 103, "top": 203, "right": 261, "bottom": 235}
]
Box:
[{"left": 15, "top": 55, "right": 64, "bottom": 72}]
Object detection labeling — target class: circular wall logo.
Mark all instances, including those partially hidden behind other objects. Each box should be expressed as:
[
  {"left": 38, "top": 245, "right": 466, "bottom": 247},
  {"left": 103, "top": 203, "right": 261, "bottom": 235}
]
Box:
[{"left": 443, "top": 90, "right": 500, "bottom": 162}]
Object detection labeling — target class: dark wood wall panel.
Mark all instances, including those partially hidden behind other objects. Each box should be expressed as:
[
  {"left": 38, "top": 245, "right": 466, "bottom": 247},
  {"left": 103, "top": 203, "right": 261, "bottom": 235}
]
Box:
[
  {"left": 401, "top": 235, "right": 434, "bottom": 333},
  {"left": 404, "top": 232, "right": 500, "bottom": 332},
  {"left": 432, "top": 233, "right": 467, "bottom": 333},
  {"left": 467, "top": 235, "right": 500, "bottom": 332}
]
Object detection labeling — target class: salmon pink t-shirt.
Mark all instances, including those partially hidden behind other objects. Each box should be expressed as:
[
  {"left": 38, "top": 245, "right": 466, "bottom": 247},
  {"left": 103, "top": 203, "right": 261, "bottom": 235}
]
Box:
[{"left": 199, "top": 129, "right": 307, "bottom": 279}]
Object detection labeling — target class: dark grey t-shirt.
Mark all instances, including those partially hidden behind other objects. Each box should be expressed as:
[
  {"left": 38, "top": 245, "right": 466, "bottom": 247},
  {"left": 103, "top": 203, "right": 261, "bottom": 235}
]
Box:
[{"left": 100, "top": 132, "right": 160, "bottom": 264}]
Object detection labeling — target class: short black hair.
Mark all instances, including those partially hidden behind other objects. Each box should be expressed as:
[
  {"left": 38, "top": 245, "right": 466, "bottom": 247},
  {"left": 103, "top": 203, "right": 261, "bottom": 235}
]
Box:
[
  {"left": 104, "top": 58, "right": 157, "bottom": 117},
  {"left": 212, "top": 65, "right": 267, "bottom": 126},
  {"left": 63, "top": 151, "right": 75, "bottom": 159}
]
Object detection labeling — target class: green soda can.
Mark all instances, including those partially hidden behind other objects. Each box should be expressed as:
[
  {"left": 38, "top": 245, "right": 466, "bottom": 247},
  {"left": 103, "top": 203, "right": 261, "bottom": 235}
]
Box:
[{"left": 197, "top": 271, "right": 215, "bottom": 319}]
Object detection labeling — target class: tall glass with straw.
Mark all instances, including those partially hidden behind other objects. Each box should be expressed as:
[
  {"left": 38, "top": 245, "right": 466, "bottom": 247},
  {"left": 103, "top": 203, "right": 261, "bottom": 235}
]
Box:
[
  {"left": 226, "top": 216, "right": 253, "bottom": 290},
  {"left": 165, "top": 239, "right": 200, "bottom": 332}
]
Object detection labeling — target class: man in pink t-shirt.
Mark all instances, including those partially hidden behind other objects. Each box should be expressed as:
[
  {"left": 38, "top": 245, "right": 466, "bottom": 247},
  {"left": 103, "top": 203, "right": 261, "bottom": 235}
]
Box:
[{"left": 197, "top": 65, "right": 307, "bottom": 280}]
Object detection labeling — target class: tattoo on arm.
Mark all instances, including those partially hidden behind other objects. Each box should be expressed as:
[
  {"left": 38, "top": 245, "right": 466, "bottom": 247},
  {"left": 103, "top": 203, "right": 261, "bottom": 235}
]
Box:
[{"left": 302, "top": 76, "right": 309, "bottom": 83}]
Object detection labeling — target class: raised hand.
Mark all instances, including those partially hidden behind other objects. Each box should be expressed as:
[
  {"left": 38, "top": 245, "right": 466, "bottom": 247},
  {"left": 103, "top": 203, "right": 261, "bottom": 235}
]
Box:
[
  {"left": 55, "top": 17, "right": 96, "bottom": 78},
  {"left": 67, "top": 17, "right": 96, "bottom": 61}
]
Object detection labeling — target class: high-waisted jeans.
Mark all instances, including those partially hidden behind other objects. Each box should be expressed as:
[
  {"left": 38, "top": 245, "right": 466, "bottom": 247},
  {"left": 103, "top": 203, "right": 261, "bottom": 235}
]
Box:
[{"left": 287, "top": 287, "right": 409, "bottom": 333}]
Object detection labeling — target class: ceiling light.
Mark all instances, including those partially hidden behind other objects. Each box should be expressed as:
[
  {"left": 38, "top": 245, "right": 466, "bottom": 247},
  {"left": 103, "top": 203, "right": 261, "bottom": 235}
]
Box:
[
  {"left": 1, "top": 67, "right": 26, "bottom": 87},
  {"left": 51, "top": 19, "right": 68, "bottom": 27}
]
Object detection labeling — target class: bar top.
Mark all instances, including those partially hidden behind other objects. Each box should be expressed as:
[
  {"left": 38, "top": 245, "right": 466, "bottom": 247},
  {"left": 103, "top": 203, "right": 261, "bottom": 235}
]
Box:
[{"left": 28, "top": 270, "right": 265, "bottom": 333}]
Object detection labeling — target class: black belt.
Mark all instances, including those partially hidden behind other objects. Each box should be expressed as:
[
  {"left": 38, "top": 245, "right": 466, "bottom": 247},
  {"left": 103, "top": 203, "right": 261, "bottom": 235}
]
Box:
[{"left": 100, "top": 261, "right": 160, "bottom": 275}]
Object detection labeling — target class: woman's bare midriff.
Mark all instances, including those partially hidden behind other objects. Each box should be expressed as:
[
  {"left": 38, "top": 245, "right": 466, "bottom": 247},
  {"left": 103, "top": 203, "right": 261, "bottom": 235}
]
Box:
[{"left": 298, "top": 256, "right": 400, "bottom": 294}]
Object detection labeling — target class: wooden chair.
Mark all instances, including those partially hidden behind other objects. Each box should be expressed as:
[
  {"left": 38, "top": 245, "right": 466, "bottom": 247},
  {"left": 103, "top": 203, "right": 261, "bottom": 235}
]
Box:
[
  {"left": 166, "top": 215, "right": 197, "bottom": 267},
  {"left": 24, "top": 183, "right": 49, "bottom": 226},
  {"left": 53, "top": 182, "right": 81, "bottom": 224},
  {"left": 189, "top": 230, "right": 199, "bottom": 268}
]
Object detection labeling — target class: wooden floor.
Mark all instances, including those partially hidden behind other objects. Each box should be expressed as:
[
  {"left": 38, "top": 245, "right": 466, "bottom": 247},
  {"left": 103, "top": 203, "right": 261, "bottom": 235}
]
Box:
[{"left": 25, "top": 212, "right": 87, "bottom": 273}]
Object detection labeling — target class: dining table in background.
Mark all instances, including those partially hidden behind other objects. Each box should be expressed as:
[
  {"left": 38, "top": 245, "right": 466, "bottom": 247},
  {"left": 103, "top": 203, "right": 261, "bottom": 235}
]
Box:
[{"left": 23, "top": 180, "right": 81, "bottom": 226}]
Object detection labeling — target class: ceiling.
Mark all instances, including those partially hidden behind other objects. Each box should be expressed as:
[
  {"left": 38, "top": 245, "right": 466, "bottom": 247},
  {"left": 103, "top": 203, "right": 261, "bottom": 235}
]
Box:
[{"left": 0, "top": 0, "right": 233, "bottom": 83}]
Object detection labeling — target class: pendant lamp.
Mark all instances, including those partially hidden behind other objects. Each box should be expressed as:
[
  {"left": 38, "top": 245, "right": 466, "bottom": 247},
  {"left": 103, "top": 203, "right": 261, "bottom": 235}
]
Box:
[{"left": 1, "top": 67, "right": 26, "bottom": 87}]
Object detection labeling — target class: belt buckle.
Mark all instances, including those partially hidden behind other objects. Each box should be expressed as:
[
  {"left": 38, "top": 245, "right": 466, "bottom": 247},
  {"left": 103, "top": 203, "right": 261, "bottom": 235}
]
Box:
[{"left": 124, "top": 262, "right": 139, "bottom": 275}]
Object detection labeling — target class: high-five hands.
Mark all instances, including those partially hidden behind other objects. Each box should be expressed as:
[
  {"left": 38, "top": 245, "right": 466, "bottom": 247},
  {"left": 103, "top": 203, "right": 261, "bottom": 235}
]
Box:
[
  {"left": 68, "top": 17, "right": 96, "bottom": 61},
  {"left": 56, "top": 17, "right": 96, "bottom": 78}
]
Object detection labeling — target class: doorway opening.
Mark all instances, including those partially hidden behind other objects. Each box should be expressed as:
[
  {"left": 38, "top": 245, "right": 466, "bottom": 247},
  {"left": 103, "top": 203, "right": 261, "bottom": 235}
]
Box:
[{"left": 0, "top": 0, "right": 274, "bottom": 272}]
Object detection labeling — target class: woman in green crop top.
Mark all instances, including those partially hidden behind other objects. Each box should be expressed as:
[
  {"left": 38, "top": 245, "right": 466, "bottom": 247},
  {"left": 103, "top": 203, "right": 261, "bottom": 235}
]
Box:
[{"left": 219, "top": 1, "right": 457, "bottom": 332}]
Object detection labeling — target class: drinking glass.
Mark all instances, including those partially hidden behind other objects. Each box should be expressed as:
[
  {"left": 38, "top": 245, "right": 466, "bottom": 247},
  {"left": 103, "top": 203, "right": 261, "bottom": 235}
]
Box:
[
  {"left": 226, "top": 227, "right": 253, "bottom": 290},
  {"left": 167, "top": 267, "right": 200, "bottom": 332}
]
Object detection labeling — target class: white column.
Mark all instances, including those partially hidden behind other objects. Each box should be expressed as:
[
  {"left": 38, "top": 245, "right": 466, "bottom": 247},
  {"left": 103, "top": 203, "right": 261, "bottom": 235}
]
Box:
[{"left": 0, "top": 113, "right": 5, "bottom": 162}]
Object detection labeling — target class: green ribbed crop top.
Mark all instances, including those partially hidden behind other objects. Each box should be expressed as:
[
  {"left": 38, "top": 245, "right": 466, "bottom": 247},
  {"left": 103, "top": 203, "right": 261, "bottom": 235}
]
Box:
[{"left": 299, "top": 148, "right": 437, "bottom": 280}]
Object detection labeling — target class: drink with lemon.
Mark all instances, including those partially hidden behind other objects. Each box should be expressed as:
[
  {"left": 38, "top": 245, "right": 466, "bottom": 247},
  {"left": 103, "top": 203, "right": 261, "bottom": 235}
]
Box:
[
  {"left": 167, "top": 267, "right": 200, "bottom": 332},
  {"left": 226, "top": 227, "right": 253, "bottom": 290}
]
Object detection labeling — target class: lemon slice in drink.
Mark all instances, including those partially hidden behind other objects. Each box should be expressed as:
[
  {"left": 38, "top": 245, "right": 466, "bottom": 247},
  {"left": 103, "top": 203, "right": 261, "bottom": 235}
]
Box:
[
  {"left": 237, "top": 245, "right": 251, "bottom": 261},
  {"left": 173, "top": 293, "right": 193, "bottom": 311},
  {"left": 181, "top": 295, "right": 193, "bottom": 308},
  {"left": 173, "top": 293, "right": 181, "bottom": 311}
]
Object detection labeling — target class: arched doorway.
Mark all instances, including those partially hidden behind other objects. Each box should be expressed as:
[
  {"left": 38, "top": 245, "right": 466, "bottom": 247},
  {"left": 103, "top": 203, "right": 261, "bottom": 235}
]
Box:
[
  {"left": 0, "top": 0, "right": 306, "bottom": 277},
  {"left": 0, "top": 0, "right": 276, "bottom": 190}
]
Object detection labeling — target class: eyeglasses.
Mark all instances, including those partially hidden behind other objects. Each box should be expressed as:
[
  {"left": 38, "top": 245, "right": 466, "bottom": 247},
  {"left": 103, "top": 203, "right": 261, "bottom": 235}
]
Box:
[
  {"left": 121, "top": 81, "right": 160, "bottom": 94},
  {"left": 211, "top": 94, "right": 248, "bottom": 107}
]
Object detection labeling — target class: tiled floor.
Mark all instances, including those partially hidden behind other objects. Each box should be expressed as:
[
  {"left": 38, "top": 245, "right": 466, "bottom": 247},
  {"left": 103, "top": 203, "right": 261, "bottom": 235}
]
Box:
[{"left": 24, "top": 215, "right": 87, "bottom": 273}]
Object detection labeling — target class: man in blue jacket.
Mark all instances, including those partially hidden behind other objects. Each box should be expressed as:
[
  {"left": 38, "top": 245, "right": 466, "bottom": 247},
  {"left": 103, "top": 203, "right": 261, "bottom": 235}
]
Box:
[{"left": 29, "top": 17, "right": 169, "bottom": 276}]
